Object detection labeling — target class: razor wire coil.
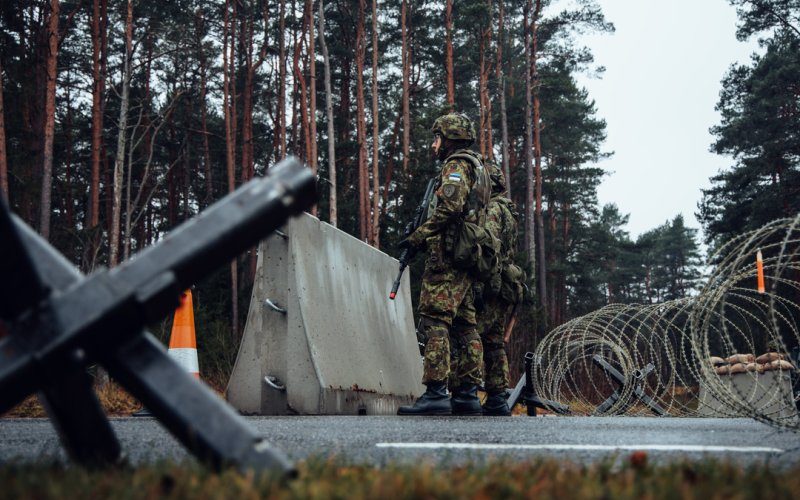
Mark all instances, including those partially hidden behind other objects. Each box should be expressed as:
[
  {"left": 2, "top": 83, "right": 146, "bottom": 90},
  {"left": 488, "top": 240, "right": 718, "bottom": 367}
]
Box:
[{"left": 530, "top": 214, "right": 800, "bottom": 430}]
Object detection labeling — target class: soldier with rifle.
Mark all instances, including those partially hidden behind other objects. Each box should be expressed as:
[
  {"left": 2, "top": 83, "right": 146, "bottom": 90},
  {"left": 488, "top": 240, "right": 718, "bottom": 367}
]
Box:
[{"left": 395, "top": 113, "right": 491, "bottom": 416}]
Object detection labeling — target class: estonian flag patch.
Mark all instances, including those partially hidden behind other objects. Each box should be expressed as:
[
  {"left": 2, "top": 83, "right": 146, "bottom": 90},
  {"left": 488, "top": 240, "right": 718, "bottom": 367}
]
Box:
[{"left": 448, "top": 173, "right": 462, "bottom": 182}]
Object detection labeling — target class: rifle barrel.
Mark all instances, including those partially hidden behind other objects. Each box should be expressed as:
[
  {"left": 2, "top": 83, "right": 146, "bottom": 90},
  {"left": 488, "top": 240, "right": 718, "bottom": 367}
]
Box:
[
  {"left": 389, "top": 251, "right": 410, "bottom": 300},
  {"left": 388, "top": 177, "right": 436, "bottom": 300}
]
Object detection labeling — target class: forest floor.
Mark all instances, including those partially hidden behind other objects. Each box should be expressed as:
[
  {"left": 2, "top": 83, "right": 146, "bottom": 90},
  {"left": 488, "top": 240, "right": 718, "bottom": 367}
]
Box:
[{"left": 2, "top": 379, "right": 227, "bottom": 418}]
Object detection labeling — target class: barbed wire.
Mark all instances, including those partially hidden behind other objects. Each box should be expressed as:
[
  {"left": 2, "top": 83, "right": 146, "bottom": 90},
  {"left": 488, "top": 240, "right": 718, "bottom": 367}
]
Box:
[{"left": 530, "top": 214, "right": 800, "bottom": 430}]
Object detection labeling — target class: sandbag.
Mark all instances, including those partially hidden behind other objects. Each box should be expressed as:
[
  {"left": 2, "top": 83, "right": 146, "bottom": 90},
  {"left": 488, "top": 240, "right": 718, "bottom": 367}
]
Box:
[
  {"left": 725, "top": 353, "right": 754, "bottom": 364},
  {"left": 763, "top": 359, "right": 795, "bottom": 372},
  {"left": 756, "top": 352, "right": 787, "bottom": 364},
  {"left": 709, "top": 356, "right": 727, "bottom": 367},
  {"left": 728, "top": 363, "right": 748, "bottom": 375}
]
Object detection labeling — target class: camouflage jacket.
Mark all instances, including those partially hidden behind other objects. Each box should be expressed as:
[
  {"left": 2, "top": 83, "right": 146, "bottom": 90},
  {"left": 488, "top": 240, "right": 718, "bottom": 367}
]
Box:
[
  {"left": 485, "top": 194, "right": 518, "bottom": 269},
  {"left": 406, "top": 149, "right": 483, "bottom": 246}
]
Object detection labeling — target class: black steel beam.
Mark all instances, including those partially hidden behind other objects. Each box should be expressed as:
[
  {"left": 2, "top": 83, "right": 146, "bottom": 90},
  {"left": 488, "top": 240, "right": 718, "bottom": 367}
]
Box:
[
  {"left": 103, "top": 334, "right": 291, "bottom": 472},
  {"left": 592, "top": 355, "right": 666, "bottom": 416},
  {"left": 0, "top": 157, "right": 315, "bottom": 474},
  {"left": 0, "top": 196, "right": 47, "bottom": 321},
  {"left": 507, "top": 352, "right": 570, "bottom": 416}
]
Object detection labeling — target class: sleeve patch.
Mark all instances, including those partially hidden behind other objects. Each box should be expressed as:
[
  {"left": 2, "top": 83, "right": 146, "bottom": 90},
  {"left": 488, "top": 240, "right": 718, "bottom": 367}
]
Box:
[{"left": 448, "top": 173, "right": 462, "bottom": 182}]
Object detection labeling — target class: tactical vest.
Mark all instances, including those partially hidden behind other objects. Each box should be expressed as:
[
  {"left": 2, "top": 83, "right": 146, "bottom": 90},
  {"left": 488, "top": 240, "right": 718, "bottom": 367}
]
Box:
[
  {"left": 439, "top": 150, "right": 498, "bottom": 279},
  {"left": 426, "top": 149, "right": 490, "bottom": 221},
  {"left": 447, "top": 149, "right": 491, "bottom": 225}
]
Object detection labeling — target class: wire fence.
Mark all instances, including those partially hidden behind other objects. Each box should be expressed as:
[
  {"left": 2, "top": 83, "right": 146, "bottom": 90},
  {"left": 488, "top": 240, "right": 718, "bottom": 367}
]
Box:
[{"left": 531, "top": 215, "right": 800, "bottom": 430}]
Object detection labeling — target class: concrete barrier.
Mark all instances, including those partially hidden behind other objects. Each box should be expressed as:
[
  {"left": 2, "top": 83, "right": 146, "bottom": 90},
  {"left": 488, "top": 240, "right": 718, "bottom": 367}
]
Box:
[
  {"left": 698, "top": 370, "right": 798, "bottom": 420},
  {"left": 226, "top": 213, "right": 424, "bottom": 415}
]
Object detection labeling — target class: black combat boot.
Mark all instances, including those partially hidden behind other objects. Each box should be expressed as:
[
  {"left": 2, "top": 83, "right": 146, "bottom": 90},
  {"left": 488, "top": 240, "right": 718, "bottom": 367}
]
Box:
[
  {"left": 451, "top": 384, "right": 483, "bottom": 416},
  {"left": 397, "top": 381, "right": 452, "bottom": 415},
  {"left": 482, "top": 391, "right": 511, "bottom": 416}
]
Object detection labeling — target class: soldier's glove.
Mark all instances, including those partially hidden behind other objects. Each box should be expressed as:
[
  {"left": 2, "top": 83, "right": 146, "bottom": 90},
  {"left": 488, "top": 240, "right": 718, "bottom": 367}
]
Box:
[
  {"left": 399, "top": 230, "right": 424, "bottom": 251},
  {"left": 473, "top": 283, "right": 486, "bottom": 311},
  {"left": 397, "top": 238, "right": 416, "bottom": 252}
]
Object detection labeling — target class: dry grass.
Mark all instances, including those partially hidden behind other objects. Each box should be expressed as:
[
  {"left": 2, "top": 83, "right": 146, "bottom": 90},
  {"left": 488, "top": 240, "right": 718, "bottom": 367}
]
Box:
[
  {"left": 0, "top": 458, "right": 797, "bottom": 499},
  {"left": 2, "top": 377, "right": 227, "bottom": 418}
]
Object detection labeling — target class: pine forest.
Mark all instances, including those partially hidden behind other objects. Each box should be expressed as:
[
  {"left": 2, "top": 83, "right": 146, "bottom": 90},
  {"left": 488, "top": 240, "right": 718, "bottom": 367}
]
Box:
[{"left": 1, "top": 0, "right": 796, "bottom": 380}]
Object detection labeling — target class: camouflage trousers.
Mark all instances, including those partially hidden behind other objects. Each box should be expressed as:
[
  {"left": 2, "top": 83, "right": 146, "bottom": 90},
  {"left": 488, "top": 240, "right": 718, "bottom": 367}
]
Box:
[
  {"left": 477, "top": 294, "right": 512, "bottom": 393},
  {"left": 418, "top": 241, "right": 483, "bottom": 387}
]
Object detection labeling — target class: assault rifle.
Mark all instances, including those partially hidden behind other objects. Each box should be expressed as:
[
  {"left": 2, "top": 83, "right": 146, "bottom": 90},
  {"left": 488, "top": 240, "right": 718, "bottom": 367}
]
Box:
[{"left": 389, "top": 177, "right": 437, "bottom": 300}]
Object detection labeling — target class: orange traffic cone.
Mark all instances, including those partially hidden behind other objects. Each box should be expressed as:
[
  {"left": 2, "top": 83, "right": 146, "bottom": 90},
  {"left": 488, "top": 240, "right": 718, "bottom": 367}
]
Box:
[{"left": 168, "top": 290, "right": 199, "bottom": 378}]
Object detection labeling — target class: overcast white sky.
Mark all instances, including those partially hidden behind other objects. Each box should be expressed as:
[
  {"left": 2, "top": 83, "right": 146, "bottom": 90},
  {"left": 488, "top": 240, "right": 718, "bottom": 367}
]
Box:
[{"left": 572, "top": 0, "right": 761, "bottom": 239}]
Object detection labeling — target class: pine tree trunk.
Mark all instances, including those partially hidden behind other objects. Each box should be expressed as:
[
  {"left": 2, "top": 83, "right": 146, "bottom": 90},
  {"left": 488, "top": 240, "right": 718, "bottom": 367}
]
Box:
[
  {"left": 370, "top": 0, "right": 380, "bottom": 247},
  {"left": 241, "top": 14, "right": 255, "bottom": 187},
  {"left": 478, "top": 34, "right": 486, "bottom": 157},
  {"left": 89, "top": 0, "right": 106, "bottom": 228},
  {"left": 123, "top": 116, "right": 133, "bottom": 262},
  {"left": 294, "top": 4, "right": 311, "bottom": 166},
  {"left": 290, "top": 0, "right": 300, "bottom": 155},
  {"left": 110, "top": 0, "right": 133, "bottom": 267},
  {"left": 318, "top": 0, "right": 337, "bottom": 226},
  {"left": 64, "top": 71, "right": 74, "bottom": 229},
  {"left": 223, "top": 0, "right": 238, "bottom": 340},
  {"left": 231, "top": 0, "right": 238, "bottom": 170},
  {"left": 195, "top": 11, "right": 213, "bottom": 206},
  {"left": 39, "top": 0, "right": 60, "bottom": 241},
  {"left": 485, "top": 0, "right": 494, "bottom": 159},
  {"left": 337, "top": 57, "right": 352, "bottom": 199},
  {"left": 381, "top": 105, "right": 403, "bottom": 220},
  {"left": 247, "top": 4, "right": 270, "bottom": 279},
  {"left": 355, "top": 0, "right": 368, "bottom": 242},
  {"left": 307, "top": 0, "right": 318, "bottom": 216},
  {"left": 400, "top": 0, "right": 410, "bottom": 174},
  {"left": 103, "top": 144, "right": 112, "bottom": 231},
  {"left": 0, "top": 58, "right": 8, "bottom": 200},
  {"left": 523, "top": 1, "right": 535, "bottom": 278},
  {"left": 497, "top": 0, "right": 510, "bottom": 196},
  {"left": 531, "top": 0, "right": 547, "bottom": 322},
  {"left": 277, "top": 0, "right": 287, "bottom": 161},
  {"left": 17, "top": 15, "right": 44, "bottom": 226},
  {"left": 445, "top": 0, "right": 454, "bottom": 109},
  {"left": 123, "top": 34, "right": 154, "bottom": 262},
  {"left": 560, "top": 194, "right": 570, "bottom": 323}
]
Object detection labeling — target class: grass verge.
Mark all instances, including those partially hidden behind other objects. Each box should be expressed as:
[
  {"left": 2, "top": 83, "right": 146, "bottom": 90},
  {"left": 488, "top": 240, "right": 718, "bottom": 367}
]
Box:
[
  {"left": 2, "top": 378, "right": 228, "bottom": 418},
  {"left": 0, "top": 458, "right": 796, "bottom": 499}
]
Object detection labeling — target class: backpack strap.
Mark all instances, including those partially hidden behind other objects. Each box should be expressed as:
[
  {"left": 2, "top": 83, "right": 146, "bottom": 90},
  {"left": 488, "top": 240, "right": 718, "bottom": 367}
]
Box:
[{"left": 446, "top": 152, "right": 491, "bottom": 217}]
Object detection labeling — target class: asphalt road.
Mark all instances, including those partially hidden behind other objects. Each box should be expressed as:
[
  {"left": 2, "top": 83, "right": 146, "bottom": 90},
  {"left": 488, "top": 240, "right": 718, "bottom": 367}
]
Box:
[{"left": 1, "top": 416, "right": 799, "bottom": 468}]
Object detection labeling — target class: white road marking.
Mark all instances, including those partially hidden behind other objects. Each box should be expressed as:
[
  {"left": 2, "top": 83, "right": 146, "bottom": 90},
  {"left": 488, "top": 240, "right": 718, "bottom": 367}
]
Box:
[{"left": 375, "top": 443, "right": 783, "bottom": 453}]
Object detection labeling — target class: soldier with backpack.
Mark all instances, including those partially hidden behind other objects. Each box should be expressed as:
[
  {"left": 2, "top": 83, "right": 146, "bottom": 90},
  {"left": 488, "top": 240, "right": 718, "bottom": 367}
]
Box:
[
  {"left": 478, "top": 164, "right": 525, "bottom": 416},
  {"left": 397, "top": 113, "right": 492, "bottom": 416}
]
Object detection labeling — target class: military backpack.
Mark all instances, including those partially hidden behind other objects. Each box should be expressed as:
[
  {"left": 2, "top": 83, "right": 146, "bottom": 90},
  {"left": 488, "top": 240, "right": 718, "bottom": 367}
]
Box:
[
  {"left": 486, "top": 195, "right": 526, "bottom": 304},
  {"left": 443, "top": 151, "right": 500, "bottom": 281}
]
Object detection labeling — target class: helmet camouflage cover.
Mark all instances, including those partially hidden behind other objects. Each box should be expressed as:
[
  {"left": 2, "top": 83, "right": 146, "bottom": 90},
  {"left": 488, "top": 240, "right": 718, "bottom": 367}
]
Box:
[
  {"left": 431, "top": 113, "right": 476, "bottom": 142},
  {"left": 488, "top": 162, "right": 506, "bottom": 193}
]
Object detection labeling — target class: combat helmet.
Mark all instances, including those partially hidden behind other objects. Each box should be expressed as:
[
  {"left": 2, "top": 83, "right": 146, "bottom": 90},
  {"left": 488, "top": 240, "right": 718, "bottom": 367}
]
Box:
[
  {"left": 431, "top": 113, "right": 476, "bottom": 143},
  {"left": 488, "top": 162, "right": 506, "bottom": 194}
]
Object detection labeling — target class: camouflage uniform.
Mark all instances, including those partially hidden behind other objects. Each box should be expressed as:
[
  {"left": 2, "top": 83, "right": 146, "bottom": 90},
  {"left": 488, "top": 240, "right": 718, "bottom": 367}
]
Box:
[
  {"left": 479, "top": 192, "right": 519, "bottom": 393},
  {"left": 406, "top": 149, "right": 485, "bottom": 387}
]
